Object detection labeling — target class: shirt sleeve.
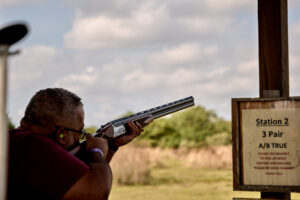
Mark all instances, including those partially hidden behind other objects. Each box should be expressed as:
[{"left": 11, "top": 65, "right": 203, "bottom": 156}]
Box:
[{"left": 15, "top": 134, "right": 89, "bottom": 199}]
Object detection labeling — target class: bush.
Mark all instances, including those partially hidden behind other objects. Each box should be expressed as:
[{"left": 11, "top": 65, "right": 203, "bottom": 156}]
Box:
[
  {"left": 87, "top": 105, "right": 232, "bottom": 149},
  {"left": 136, "top": 106, "right": 231, "bottom": 148},
  {"left": 140, "top": 119, "right": 181, "bottom": 148},
  {"left": 8, "top": 117, "right": 15, "bottom": 129},
  {"left": 205, "top": 132, "right": 232, "bottom": 146}
]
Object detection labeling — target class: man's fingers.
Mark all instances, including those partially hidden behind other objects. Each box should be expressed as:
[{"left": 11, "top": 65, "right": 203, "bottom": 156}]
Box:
[
  {"left": 128, "top": 121, "right": 140, "bottom": 136},
  {"left": 135, "top": 122, "right": 144, "bottom": 133},
  {"left": 129, "top": 121, "right": 138, "bottom": 133},
  {"left": 113, "top": 121, "right": 145, "bottom": 147}
]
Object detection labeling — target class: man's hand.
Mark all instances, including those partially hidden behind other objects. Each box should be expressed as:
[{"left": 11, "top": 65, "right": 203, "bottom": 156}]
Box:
[
  {"left": 112, "top": 121, "right": 143, "bottom": 147},
  {"left": 85, "top": 134, "right": 108, "bottom": 158},
  {"left": 104, "top": 117, "right": 153, "bottom": 163},
  {"left": 112, "top": 116, "right": 153, "bottom": 147}
]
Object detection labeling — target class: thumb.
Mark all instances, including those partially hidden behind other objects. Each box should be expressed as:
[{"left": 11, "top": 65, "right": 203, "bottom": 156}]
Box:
[{"left": 85, "top": 133, "right": 92, "bottom": 140}]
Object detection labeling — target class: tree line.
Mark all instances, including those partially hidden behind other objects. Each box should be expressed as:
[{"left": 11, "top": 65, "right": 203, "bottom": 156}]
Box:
[{"left": 136, "top": 106, "right": 231, "bottom": 148}]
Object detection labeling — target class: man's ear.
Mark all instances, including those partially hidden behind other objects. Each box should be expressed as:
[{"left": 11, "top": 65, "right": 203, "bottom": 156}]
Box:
[{"left": 55, "top": 128, "right": 67, "bottom": 145}]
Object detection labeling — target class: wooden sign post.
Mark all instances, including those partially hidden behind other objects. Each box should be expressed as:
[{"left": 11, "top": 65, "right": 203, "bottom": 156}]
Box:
[
  {"left": 258, "top": 0, "right": 289, "bottom": 198},
  {"left": 232, "top": 0, "right": 297, "bottom": 199}
]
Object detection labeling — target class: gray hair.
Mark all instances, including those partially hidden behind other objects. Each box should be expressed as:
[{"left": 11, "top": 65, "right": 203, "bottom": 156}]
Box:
[{"left": 22, "top": 88, "right": 83, "bottom": 128}]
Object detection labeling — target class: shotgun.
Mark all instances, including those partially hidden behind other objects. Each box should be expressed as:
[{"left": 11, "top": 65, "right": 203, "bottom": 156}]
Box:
[
  {"left": 93, "top": 96, "right": 195, "bottom": 138},
  {"left": 69, "top": 96, "right": 194, "bottom": 155}
]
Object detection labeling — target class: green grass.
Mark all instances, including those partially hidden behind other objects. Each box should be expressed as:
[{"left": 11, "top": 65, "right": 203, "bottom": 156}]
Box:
[
  {"left": 109, "top": 158, "right": 300, "bottom": 200},
  {"left": 109, "top": 158, "right": 260, "bottom": 200},
  {"left": 109, "top": 152, "right": 300, "bottom": 200}
]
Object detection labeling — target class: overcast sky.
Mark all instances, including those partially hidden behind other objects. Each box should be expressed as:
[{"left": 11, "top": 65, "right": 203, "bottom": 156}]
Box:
[{"left": 2, "top": 0, "right": 300, "bottom": 127}]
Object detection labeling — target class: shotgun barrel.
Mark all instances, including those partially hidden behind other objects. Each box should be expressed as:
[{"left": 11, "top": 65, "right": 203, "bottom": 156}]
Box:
[{"left": 94, "top": 96, "right": 195, "bottom": 138}]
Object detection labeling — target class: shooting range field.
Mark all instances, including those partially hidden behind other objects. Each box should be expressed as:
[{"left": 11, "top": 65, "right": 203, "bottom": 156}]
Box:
[{"left": 107, "top": 145, "right": 300, "bottom": 200}]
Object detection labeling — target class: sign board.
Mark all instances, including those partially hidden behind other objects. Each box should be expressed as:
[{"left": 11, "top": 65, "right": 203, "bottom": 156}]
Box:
[{"left": 232, "top": 97, "right": 300, "bottom": 192}]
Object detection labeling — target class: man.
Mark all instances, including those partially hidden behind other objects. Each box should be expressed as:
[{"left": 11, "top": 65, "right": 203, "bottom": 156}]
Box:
[{"left": 8, "top": 88, "right": 146, "bottom": 200}]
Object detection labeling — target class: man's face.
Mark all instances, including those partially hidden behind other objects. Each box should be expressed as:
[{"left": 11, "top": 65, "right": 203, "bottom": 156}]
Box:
[{"left": 60, "top": 105, "right": 85, "bottom": 149}]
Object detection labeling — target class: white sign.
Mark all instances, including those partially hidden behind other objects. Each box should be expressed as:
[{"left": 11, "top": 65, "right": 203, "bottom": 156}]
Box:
[{"left": 242, "top": 108, "right": 300, "bottom": 185}]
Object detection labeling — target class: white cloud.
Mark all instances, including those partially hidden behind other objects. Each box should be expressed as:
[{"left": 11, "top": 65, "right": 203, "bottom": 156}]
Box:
[
  {"left": 204, "top": 45, "right": 219, "bottom": 56},
  {"left": 8, "top": 45, "right": 62, "bottom": 124},
  {"left": 205, "top": 67, "right": 230, "bottom": 79},
  {"left": 64, "top": 0, "right": 255, "bottom": 17},
  {"left": 121, "top": 70, "right": 163, "bottom": 93},
  {"left": 64, "top": 0, "right": 248, "bottom": 50},
  {"left": 64, "top": 3, "right": 169, "bottom": 49},
  {"left": 237, "top": 59, "right": 258, "bottom": 74},
  {"left": 150, "top": 43, "right": 203, "bottom": 66},
  {"left": 202, "top": 0, "right": 255, "bottom": 13},
  {"left": 178, "top": 17, "right": 232, "bottom": 34},
  {"left": 9, "top": 45, "right": 58, "bottom": 91},
  {"left": 54, "top": 66, "right": 98, "bottom": 94},
  {"left": 65, "top": 16, "right": 139, "bottom": 49},
  {"left": 290, "top": 55, "right": 300, "bottom": 96},
  {"left": 7, "top": 42, "right": 261, "bottom": 125},
  {"left": 289, "top": 17, "right": 300, "bottom": 96},
  {"left": 293, "top": 20, "right": 300, "bottom": 36},
  {"left": 166, "top": 69, "right": 199, "bottom": 87}
]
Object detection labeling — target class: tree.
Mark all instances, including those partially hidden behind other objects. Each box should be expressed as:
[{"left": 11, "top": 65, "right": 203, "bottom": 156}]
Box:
[
  {"left": 140, "top": 118, "right": 181, "bottom": 148},
  {"left": 8, "top": 117, "right": 15, "bottom": 129},
  {"left": 137, "top": 106, "right": 231, "bottom": 148}
]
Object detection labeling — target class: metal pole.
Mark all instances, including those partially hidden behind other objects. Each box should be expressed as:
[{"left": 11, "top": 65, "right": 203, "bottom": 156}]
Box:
[
  {"left": 0, "top": 23, "right": 28, "bottom": 200},
  {"left": 0, "top": 45, "right": 9, "bottom": 200}
]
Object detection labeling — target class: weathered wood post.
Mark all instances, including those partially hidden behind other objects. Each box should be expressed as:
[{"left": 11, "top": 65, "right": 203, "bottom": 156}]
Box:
[
  {"left": 258, "top": 0, "right": 289, "bottom": 99},
  {"left": 259, "top": 0, "right": 290, "bottom": 199}
]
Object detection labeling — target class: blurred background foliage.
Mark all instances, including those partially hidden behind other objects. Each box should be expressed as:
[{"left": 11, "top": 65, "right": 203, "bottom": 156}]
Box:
[
  {"left": 137, "top": 106, "right": 231, "bottom": 148},
  {"left": 8, "top": 116, "right": 15, "bottom": 129}
]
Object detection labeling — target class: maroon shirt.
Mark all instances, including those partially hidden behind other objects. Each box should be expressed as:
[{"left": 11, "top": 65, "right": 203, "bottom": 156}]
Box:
[{"left": 8, "top": 129, "right": 89, "bottom": 200}]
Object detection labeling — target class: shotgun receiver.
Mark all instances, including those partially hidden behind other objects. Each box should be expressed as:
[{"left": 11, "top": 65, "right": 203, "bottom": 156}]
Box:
[{"left": 92, "top": 96, "right": 195, "bottom": 138}]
